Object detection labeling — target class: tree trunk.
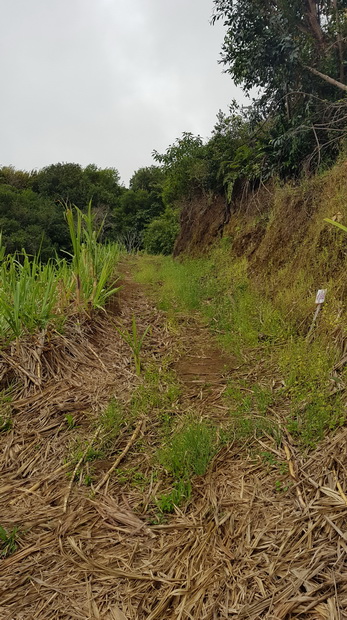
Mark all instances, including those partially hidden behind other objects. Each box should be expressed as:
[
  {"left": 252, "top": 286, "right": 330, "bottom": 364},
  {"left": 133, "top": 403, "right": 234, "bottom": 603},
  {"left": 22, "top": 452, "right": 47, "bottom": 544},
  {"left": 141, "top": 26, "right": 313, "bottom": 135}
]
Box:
[
  {"left": 305, "top": 0, "right": 326, "bottom": 49},
  {"left": 332, "top": 0, "right": 345, "bottom": 83}
]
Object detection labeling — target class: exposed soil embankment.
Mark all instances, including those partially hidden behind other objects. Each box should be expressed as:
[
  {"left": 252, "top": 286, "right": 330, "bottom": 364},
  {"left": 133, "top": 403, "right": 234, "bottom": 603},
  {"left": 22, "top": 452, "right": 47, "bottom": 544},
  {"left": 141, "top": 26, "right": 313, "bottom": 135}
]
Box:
[
  {"left": 173, "top": 193, "right": 229, "bottom": 256},
  {"left": 174, "top": 162, "right": 347, "bottom": 291}
]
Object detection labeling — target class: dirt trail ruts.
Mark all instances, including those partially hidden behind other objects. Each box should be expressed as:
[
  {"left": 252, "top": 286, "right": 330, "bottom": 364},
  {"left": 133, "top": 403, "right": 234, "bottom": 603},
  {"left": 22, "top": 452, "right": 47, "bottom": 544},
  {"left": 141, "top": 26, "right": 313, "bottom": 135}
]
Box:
[{"left": 0, "top": 257, "right": 346, "bottom": 619}]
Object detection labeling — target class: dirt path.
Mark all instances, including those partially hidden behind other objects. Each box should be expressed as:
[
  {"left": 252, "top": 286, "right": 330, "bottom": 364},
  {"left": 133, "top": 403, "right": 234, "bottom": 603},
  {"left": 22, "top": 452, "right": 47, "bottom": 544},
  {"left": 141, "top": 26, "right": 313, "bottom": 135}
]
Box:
[{"left": 0, "top": 257, "right": 346, "bottom": 619}]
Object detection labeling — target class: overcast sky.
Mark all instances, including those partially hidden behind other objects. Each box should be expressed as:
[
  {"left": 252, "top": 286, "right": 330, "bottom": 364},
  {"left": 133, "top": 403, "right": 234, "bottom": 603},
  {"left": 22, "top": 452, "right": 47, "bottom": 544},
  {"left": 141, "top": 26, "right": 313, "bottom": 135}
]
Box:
[{"left": 1, "top": 0, "right": 247, "bottom": 185}]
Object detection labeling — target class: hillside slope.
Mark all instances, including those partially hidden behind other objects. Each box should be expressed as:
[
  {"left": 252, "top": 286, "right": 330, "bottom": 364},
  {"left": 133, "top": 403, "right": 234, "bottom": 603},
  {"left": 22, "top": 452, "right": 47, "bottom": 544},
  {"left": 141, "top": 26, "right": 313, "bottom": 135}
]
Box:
[{"left": 174, "top": 161, "right": 347, "bottom": 323}]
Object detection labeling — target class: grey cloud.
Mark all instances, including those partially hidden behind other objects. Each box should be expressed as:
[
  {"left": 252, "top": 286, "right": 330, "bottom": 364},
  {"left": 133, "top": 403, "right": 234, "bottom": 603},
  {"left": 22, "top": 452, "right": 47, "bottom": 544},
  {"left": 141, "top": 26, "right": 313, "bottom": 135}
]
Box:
[{"left": 1, "top": 0, "right": 247, "bottom": 184}]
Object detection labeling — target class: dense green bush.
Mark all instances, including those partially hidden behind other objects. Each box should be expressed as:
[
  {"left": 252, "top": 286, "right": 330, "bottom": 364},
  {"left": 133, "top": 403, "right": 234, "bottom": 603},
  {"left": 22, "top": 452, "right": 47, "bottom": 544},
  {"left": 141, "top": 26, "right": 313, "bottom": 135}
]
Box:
[{"left": 143, "top": 208, "right": 179, "bottom": 255}]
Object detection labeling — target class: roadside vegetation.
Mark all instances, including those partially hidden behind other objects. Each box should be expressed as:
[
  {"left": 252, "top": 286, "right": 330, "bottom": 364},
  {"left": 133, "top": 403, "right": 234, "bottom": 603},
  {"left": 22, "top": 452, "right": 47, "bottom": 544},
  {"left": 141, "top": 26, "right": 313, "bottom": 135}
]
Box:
[
  {"left": 0, "top": 203, "right": 120, "bottom": 344},
  {"left": 135, "top": 244, "right": 347, "bottom": 451}
]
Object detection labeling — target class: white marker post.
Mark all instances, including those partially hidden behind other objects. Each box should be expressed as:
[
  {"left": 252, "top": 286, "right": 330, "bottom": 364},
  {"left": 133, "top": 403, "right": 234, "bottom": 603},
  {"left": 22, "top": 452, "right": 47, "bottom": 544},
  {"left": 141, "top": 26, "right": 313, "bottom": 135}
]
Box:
[{"left": 307, "top": 289, "right": 327, "bottom": 340}]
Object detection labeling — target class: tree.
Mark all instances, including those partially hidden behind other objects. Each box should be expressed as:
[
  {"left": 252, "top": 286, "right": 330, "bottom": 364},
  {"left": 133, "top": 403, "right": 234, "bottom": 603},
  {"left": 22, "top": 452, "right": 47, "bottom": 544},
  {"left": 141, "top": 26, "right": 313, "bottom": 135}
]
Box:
[
  {"left": 0, "top": 185, "right": 70, "bottom": 259},
  {"left": 212, "top": 1, "right": 347, "bottom": 173},
  {"left": 212, "top": 0, "right": 347, "bottom": 98},
  {"left": 129, "top": 166, "right": 165, "bottom": 221},
  {"left": 153, "top": 132, "right": 209, "bottom": 202},
  {"left": 32, "top": 163, "right": 85, "bottom": 206},
  {"left": 129, "top": 166, "right": 164, "bottom": 193},
  {"left": 32, "top": 162, "right": 122, "bottom": 211},
  {"left": 0, "top": 166, "right": 32, "bottom": 190}
]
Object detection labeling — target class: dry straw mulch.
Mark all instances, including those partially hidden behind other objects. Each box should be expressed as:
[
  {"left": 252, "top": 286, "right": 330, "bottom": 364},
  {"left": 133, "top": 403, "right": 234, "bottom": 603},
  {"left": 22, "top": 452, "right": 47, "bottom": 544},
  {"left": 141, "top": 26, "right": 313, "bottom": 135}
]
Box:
[{"left": 0, "top": 268, "right": 347, "bottom": 619}]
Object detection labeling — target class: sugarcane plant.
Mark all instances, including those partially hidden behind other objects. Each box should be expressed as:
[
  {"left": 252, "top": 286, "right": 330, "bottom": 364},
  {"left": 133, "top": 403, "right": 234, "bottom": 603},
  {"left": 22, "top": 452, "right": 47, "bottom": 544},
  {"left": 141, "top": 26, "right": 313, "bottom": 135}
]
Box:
[{"left": 115, "top": 315, "right": 150, "bottom": 375}]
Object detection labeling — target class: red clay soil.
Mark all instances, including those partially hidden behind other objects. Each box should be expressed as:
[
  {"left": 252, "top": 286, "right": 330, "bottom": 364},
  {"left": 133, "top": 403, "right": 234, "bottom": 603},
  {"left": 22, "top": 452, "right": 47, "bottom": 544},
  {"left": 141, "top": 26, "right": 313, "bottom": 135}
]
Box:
[{"left": 174, "top": 193, "right": 229, "bottom": 256}]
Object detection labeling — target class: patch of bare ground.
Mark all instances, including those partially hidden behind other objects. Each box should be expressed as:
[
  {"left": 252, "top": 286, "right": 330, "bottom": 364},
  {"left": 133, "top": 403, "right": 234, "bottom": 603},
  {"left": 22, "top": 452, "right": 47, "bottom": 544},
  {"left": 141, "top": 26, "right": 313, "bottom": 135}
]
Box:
[{"left": 0, "top": 259, "right": 347, "bottom": 619}]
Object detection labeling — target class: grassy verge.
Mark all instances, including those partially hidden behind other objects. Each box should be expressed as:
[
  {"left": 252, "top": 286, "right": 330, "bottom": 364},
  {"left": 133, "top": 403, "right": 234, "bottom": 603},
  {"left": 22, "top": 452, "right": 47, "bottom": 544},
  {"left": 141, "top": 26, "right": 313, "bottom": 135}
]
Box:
[
  {"left": 135, "top": 247, "right": 346, "bottom": 449},
  {"left": 0, "top": 204, "right": 121, "bottom": 343}
]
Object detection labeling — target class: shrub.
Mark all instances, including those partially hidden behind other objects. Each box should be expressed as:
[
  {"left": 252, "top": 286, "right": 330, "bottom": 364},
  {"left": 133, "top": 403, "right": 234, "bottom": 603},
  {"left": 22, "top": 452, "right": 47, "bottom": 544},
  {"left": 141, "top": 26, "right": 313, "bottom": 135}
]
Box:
[{"left": 143, "top": 208, "right": 179, "bottom": 255}]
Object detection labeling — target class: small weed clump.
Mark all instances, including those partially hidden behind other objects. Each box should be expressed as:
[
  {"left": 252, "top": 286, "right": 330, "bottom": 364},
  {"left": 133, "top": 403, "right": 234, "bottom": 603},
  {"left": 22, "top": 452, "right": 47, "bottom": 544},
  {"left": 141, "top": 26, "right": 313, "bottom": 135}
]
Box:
[
  {"left": 279, "top": 338, "right": 345, "bottom": 447},
  {"left": 115, "top": 316, "right": 150, "bottom": 375},
  {"left": 158, "top": 419, "right": 217, "bottom": 478},
  {"left": 130, "top": 362, "right": 180, "bottom": 420},
  {"left": 156, "top": 419, "right": 217, "bottom": 512},
  {"left": 66, "top": 398, "right": 126, "bottom": 485},
  {"left": 68, "top": 440, "right": 103, "bottom": 484},
  {"left": 223, "top": 381, "right": 282, "bottom": 443},
  {"left": 156, "top": 480, "right": 191, "bottom": 514},
  {"left": 70, "top": 443, "right": 103, "bottom": 467},
  {"left": 99, "top": 398, "right": 125, "bottom": 451},
  {"left": 0, "top": 525, "right": 18, "bottom": 557},
  {"left": 115, "top": 467, "right": 150, "bottom": 490},
  {"left": 0, "top": 414, "right": 12, "bottom": 432},
  {"left": 64, "top": 414, "right": 76, "bottom": 430}
]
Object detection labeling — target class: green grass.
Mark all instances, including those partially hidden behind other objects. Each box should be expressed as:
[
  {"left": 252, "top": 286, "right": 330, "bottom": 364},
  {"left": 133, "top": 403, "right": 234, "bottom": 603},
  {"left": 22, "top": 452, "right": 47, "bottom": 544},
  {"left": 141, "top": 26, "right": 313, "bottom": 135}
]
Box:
[
  {"left": 70, "top": 442, "right": 103, "bottom": 466},
  {"left": 156, "top": 479, "right": 191, "bottom": 514},
  {"left": 154, "top": 418, "right": 217, "bottom": 512},
  {"left": 130, "top": 361, "right": 181, "bottom": 420},
  {"left": 158, "top": 419, "right": 217, "bottom": 479},
  {"left": 64, "top": 414, "right": 76, "bottom": 430},
  {"left": 0, "top": 414, "right": 12, "bottom": 432},
  {"left": 135, "top": 251, "right": 289, "bottom": 355},
  {"left": 135, "top": 247, "right": 346, "bottom": 449},
  {"left": 223, "top": 380, "right": 282, "bottom": 443},
  {"left": 98, "top": 397, "right": 125, "bottom": 452},
  {"left": 0, "top": 525, "right": 19, "bottom": 557},
  {"left": 279, "top": 337, "right": 345, "bottom": 447},
  {"left": 0, "top": 204, "right": 122, "bottom": 343}
]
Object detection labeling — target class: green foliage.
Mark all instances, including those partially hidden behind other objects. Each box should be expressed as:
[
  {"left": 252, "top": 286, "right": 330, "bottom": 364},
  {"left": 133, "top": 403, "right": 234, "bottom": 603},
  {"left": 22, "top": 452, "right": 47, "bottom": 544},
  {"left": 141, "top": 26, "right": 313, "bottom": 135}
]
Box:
[
  {"left": 111, "top": 166, "right": 166, "bottom": 248},
  {"left": 70, "top": 441, "right": 103, "bottom": 467},
  {"left": 324, "top": 218, "right": 347, "bottom": 234},
  {"left": 130, "top": 361, "right": 180, "bottom": 417},
  {"left": 0, "top": 525, "right": 18, "bottom": 558},
  {"left": 0, "top": 415, "right": 12, "bottom": 432},
  {"left": 288, "top": 395, "right": 345, "bottom": 448},
  {"left": 279, "top": 337, "right": 344, "bottom": 447},
  {"left": 0, "top": 204, "right": 121, "bottom": 343},
  {"left": 156, "top": 480, "right": 191, "bottom": 513},
  {"left": 115, "top": 467, "right": 150, "bottom": 490},
  {"left": 135, "top": 250, "right": 288, "bottom": 353},
  {"left": 113, "top": 188, "right": 163, "bottom": 243},
  {"left": 0, "top": 184, "right": 70, "bottom": 259},
  {"left": 136, "top": 244, "right": 346, "bottom": 449},
  {"left": 158, "top": 419, "right": 217, "bottom": 479},
  {"left": 260, "top": 451, "right": 288, "bottom": 475},
  {"left": 223, "top": 381, "right": 282, "bottom": 442},
  {"left": 212, "top": 0, "right": 347, "bottom": 176},
  {"left": 64, "top": 414, "right": 76, "bottom": 430},
  {"left": 143, "top": 208, "right": 179, "bottom": 255},
  {"left": 0, "top": 163, "right": 124, "bottom": 259},
  {"left": 99, "top": 398, "right": 124, "bottom": 451},
  {"left": 32, "top": 162, "right": 121, "bottom": 211},
  {"left": 0, "top": 252, "right": 60, "bottom": 339},
  {"left": 213, "top": 0, "right": 347, "bottom": 94},
  {"left": 153, "top": 132, "right": 208, "bottom": 203},
  {"left": 64, "top": 202, "right": 121, "bottom": 310},
  {"left": 115, "top": 316, "right": 150, "bottom": 375}
]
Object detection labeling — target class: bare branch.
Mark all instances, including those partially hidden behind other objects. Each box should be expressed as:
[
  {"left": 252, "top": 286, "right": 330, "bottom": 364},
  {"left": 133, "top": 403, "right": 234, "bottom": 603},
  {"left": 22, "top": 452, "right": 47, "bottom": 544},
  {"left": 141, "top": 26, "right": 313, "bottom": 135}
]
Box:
[{"left": 304, "top": 65, "right": 347, "bottom": 92}]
